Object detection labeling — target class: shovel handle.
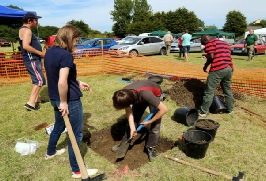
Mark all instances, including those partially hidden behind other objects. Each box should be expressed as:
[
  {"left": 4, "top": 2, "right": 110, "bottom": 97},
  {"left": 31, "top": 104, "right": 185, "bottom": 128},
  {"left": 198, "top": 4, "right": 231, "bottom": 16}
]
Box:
[
  {"left": 137, "top": 108, "right": 158, "bottom": 131},
  {"left": 63, "top": 115, "right": 89, "bottom": 179}
]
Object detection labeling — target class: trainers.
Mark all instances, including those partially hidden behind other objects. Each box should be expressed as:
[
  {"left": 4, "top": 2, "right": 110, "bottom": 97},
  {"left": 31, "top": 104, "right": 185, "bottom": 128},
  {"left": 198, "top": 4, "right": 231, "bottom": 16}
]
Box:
[
  {"left": 24, "top": 103, "right": 39, "bottom": 111},
  {"left": 45, "top": 148, "right": 66, "bottom": 160},
  {"left": 198, "top": 110, "right": 207, "bottom": 117},
  {"left": 147, "top": 147, "right": 157, "bottom": 162},
  {"left": 228, "top": 111, "right": 233, "bottom": 116},
  {"left": 72, "top": 168, "right": 98, "bottom": 178}
]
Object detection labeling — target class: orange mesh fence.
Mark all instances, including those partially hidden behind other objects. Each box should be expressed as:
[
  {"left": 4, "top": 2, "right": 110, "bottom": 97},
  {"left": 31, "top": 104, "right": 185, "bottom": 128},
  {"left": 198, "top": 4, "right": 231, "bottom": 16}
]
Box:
[{"left": 0, "top": 50, "right": 265, "bottom": 99}]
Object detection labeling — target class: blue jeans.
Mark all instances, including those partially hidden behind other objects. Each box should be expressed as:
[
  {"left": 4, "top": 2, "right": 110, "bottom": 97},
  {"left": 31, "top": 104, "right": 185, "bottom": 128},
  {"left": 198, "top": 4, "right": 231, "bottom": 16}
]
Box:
[{"left": 47, "top": 99, "right": 83, "bottom": 172}]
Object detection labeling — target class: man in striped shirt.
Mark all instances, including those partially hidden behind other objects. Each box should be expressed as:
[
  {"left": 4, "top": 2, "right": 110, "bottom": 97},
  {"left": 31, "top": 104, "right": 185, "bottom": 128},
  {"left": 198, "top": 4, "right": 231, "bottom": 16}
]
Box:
[{"left": 198, "top": 35, "right": 234, "bottom": 117}]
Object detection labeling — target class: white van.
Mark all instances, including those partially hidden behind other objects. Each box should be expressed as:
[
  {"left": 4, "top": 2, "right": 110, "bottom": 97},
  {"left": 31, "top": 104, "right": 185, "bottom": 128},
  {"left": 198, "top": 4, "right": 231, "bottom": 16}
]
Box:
[{"left": 138, "top": 33, "right": 151, "bottom": 36}]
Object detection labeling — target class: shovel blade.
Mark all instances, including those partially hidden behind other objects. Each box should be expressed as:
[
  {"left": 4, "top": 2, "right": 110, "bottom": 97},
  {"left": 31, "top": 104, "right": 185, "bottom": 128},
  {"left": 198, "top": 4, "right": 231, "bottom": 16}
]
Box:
[
  {"left": 116, "top": 139, "right": 130, "bottom": 159},
  {"left": 81, "top": 173, "right": 107, "bottom": 181}
]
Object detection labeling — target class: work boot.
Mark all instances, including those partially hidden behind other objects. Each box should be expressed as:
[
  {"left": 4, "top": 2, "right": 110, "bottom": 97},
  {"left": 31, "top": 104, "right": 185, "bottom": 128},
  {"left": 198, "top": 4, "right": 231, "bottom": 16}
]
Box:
[{"left": 147, "top": 146, "right": 157, "bottom": 162}]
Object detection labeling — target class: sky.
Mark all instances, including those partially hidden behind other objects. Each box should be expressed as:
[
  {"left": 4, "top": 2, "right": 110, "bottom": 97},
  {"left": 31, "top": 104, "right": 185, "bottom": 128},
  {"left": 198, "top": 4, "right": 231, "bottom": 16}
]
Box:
[{"left": 2, "top": 0, "right": 265, "bottom": 33}]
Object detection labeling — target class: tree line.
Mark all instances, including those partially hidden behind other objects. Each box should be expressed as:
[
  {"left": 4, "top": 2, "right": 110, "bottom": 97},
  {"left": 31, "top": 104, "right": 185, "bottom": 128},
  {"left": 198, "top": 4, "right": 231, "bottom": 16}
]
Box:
[{"left": 1, "top": 2, "right": 265, "bottom": 43}]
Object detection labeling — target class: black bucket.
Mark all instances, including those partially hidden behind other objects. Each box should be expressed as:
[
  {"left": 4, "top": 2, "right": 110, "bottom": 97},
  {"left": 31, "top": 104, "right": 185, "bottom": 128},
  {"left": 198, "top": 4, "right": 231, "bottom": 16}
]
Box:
[
  {"left": 183, "top": 130, "right": 213, "bottom": 159},
  {"left": 173, "top": 108, "right": 199, "bottom": 126},
  {"left": 209, "top": 95, "right": 227, "bottom": 114},
  {"left": 194, "top": 119, "right": 220, "bottom": 139}
]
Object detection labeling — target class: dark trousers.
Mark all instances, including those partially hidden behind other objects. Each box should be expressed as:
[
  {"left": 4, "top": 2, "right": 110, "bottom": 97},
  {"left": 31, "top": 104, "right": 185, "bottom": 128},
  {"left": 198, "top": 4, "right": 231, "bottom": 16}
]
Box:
[
  {"left": 200, "top": 66, "right": 234, "bottom": 113},
  {"left": 178, "top": 45, "right": 184, "bottom": 57},
  {"left": 124, "top": 101, "right": 161, "bottom": 148}
]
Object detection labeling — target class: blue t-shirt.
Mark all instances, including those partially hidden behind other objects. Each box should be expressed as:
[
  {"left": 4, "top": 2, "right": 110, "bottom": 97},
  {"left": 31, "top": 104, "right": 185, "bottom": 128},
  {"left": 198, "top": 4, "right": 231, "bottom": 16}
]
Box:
[
  {"left": 182, "top": 33, "right": 192, "bottom": 46},
  {"left": 44, "top": 46, "right": 82, "bottom": 101}
]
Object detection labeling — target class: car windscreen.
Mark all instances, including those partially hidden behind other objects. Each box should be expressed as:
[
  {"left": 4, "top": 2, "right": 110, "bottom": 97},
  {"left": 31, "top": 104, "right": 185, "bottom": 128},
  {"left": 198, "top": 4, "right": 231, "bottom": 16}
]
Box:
[
  {"left": 236, "top": 39, "right": 245, "bottom": 44},
  {"left": 80, "top": 39, "right": 94, "bottom": 46},
  {"left": 119, "top": 37, "right": 142, "bottom": 45}
]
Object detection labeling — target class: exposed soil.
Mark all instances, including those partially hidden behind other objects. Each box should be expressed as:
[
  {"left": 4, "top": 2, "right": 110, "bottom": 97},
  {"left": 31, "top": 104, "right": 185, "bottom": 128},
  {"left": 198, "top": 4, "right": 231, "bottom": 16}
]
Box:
[
  {"left": 82, "top": 78, "right": 245, "bottom": 171},
  {"left": 195, "top": 119, "right": 219, "bottom": 129},
  {"left": 87, "top": 119, "right": 173, "bottom": 170}
]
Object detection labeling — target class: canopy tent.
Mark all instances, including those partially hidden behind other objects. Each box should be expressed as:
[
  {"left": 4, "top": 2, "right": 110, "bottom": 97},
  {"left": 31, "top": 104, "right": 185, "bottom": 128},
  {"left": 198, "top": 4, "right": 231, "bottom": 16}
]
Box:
[
  {"left": 244, "top": 28, "right": 266, "bottom": 40},
  {"left": 150, "top": 30, "right": 167, "bottom": 37},
  {"left": 151, "top": 30, "right": 182, "bottom": 37},
  {"left": 0, "top": 5, "right": 37, "bottom": 25},
  {"left": 192, "top": 29, "right": 235, "bottom": 37}
]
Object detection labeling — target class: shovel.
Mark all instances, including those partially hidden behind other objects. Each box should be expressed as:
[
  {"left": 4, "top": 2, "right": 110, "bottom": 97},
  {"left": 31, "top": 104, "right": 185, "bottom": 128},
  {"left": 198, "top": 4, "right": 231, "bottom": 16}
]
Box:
[
  {"left": 116, "top": 108, "right": 158, "bottom": 159},
  {"left": 63, "top": 115, "right": 107, "bottom": 181}
]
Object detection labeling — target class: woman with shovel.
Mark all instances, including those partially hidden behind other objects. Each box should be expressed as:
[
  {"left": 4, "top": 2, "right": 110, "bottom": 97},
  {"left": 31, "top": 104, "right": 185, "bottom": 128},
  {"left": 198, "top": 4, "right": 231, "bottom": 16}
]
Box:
[
  {"left": 112, "top": 80, "right": 168, "bottom": 161},
  {"left": 44, "top": 25, "right": 98, "bottom": 179}
]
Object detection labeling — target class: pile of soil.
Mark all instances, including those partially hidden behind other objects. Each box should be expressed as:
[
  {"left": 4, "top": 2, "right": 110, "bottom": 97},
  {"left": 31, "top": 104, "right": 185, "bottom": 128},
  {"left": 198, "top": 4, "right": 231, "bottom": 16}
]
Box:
[
  {"left": 195, "top": 119, "right": 219, "bottom": 129},
  {"left": 165, "top": 79, "right": 245, "bottom": 109},
  {"left": 165, "top": 79, "right": 206, "bottom": 109}
]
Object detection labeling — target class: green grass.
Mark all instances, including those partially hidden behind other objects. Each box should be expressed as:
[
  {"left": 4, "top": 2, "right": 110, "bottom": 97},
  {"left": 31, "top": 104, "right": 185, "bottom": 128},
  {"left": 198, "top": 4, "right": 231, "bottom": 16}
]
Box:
[{"left": 0, "top": 73, "right": 266, "bottom": 181}]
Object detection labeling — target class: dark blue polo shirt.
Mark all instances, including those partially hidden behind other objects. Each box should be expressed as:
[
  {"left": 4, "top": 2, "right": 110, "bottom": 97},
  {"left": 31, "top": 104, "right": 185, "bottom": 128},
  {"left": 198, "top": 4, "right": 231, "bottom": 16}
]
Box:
[{"left": 44, "top": 46, "right": 82, "bottom": 101}]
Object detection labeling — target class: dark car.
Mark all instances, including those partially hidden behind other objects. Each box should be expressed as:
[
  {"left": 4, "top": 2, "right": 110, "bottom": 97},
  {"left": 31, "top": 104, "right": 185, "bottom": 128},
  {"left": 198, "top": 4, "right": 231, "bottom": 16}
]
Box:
[
  {"left": 231, "top": 39, "right": 266, "bottom": 55},
  {"left": 0, "top": 39, "right": 11, "bottom": 47}
]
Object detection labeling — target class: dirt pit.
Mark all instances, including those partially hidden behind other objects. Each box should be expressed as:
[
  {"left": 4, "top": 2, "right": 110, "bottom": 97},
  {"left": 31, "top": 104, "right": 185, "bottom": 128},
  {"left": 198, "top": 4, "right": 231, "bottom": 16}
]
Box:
[{"left": 88, "top": 119, "right": 174, "bottom": 170}]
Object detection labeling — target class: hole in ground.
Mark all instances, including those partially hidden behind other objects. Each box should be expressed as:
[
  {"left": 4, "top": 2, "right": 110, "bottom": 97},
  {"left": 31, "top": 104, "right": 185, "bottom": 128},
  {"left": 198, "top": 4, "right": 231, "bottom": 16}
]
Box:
[{"left": 89, "top": 123, "right": 174, "bottom": 170}]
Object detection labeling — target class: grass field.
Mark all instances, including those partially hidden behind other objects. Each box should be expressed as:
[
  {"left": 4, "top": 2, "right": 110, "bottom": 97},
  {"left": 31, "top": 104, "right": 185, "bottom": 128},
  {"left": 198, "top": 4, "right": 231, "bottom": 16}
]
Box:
[
  {"left": 0, "top": 45, "right": 266, "bottom": 180},
  {"left": 0, "top": 72, "right": 266, "bottom": 181}
]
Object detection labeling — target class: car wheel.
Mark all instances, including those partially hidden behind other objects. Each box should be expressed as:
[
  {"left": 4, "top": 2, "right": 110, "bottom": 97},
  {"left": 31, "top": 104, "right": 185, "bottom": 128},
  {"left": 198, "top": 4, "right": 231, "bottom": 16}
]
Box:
[
  {"left": 160, "top": 48, "right": 166, "bottom": 55},
  {"left": 129, "top": 50, "right": 138, "bottom": 57}
]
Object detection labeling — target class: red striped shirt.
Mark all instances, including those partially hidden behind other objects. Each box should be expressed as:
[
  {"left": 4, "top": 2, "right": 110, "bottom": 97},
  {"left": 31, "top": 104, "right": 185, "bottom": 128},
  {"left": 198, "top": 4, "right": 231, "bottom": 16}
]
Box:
[{"left": 205, "top": 39, "right": 234, "bottom": 72}]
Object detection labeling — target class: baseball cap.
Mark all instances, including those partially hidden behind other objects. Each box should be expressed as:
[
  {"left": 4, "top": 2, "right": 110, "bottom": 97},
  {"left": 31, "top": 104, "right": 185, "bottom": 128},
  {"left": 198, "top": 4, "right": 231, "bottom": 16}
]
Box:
[{"left": 23, "top": 12, "right": 42, "bottom": 19}]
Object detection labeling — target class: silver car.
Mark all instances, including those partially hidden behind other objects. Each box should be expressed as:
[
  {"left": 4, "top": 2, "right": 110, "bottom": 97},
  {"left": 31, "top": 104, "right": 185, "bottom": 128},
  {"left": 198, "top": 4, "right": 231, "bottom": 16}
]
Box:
[
  {"left": 170, "top": 38, "right": 205, "bottom": 53},
  {"left": 109, "top": 36, "right": 167, "bottom": 57}
]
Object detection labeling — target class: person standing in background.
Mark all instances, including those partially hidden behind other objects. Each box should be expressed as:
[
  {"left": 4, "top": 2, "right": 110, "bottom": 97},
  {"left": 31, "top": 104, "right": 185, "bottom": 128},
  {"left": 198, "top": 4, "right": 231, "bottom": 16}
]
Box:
[
  {"left": 163, "top": 31, "right": 174, "bottom": 56},
  {"left": 245, "top": 29, "right": 258, "bottom": 61},
  {"left": 19, "top": 12, "right": 46, "bottom": 111},
  {"left": 178, "top": 31, "right": 185, "bottom": 59},
  {"left": 182, "top": 30, "right": 192, "bottom": 62}
]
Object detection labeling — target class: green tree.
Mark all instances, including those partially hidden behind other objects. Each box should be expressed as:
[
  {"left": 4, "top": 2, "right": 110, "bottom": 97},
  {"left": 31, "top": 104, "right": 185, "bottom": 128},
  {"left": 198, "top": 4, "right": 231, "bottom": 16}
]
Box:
[
  {"left": 132, "top": 0, "right": 152, "bottom": 22},
  {"left": 203, "top": 25, "right": 218, "bottom": 31},
  {"left": 163, "top": 8, "right": 202, "bottom": 34},
  {"left": 259, "top": 19, "right": 266, "bottom": 28},
  {"left": 223, "top": 10, "right": 247, "bottom": 37},
  {"left": 110, "top": 0, "right": 134, "bottom": 37},
  {"left": 67, "top": 20, "right": 91, "bottom": 37}
]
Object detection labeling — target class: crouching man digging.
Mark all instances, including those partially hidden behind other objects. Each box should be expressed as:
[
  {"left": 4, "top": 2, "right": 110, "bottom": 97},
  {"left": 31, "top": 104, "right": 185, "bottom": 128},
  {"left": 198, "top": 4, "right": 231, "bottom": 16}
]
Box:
[{"left": 112, "top": 80, "right": 168, "bottom": 161}]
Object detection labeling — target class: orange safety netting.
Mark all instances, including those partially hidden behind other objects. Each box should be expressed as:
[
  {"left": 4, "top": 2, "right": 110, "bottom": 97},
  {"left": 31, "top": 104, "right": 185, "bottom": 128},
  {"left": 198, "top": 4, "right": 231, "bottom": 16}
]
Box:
[{"left": 1, "top": 50, "right": 266, "bottom": 99}]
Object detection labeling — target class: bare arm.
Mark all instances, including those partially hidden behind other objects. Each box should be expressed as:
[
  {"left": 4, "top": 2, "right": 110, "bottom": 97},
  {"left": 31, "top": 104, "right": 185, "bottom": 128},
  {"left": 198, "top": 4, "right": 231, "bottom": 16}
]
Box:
[
  {"left": 58, "top": 67, "right": 70, "bottom": 116},
  {"left": 21, "top": 28, "right": 45, "bottom": 57},
  {"left": 141, "top": 102, "right": 168, "bottom": 126},
  {"left": 125, "top": 107, "right": 136, "bottom": 139}
]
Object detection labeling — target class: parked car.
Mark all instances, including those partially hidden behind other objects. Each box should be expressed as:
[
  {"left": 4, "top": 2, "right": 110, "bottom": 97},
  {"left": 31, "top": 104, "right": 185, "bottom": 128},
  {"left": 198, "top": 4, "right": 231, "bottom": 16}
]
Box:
[
  {"left": 109, "top": 36, "right": 167, "bottom": 57},
  {"left": 170, "top": 39, "right": 179, "bottom": 52},
  {"left": 75, "top": 38, "right": 116, "bottom": 50},
  {"left": 77, "top": 37, "right": 90, "bottom": 45},
  {"left": 170, "top": 38, "right": 205, "bottom": 53},
  {"left": 0, "top": 39, "right": 11, "bottom": 47},
  {"left": 230, "top": 39, "right": 266, "bottom": 55}
]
